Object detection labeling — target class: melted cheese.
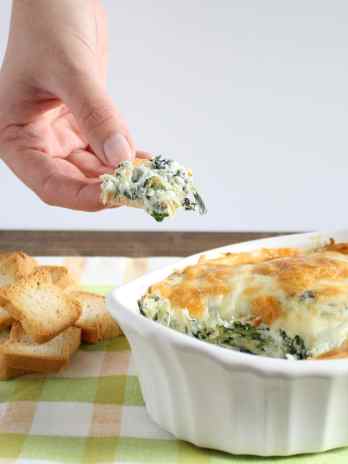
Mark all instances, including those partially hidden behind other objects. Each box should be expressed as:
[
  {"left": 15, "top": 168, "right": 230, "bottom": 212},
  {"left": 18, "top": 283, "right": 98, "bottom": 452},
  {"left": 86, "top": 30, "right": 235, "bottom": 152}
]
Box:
[{"left": 148, "top": 242, "right": 348, "bottom": 359}]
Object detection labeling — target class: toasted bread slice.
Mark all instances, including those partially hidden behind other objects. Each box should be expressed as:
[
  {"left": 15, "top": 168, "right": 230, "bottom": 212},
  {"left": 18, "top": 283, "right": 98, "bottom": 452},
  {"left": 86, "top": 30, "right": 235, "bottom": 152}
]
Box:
[
  {"left": 102, "top": 195, "right": 144, "bottom": 209},
  {"left": 34, "top": 265, "right": 78, "bottom": 290},
  {"left": 0, "top": 307, "right": 12, "bottom": 330},
  {"left": 72, "top": 291, "right": 122, "bottom": 343},
  {"left": 3, "top": 323, "right": 81, "bottom": 373},
  {"left": 0, "top": 252, "right": 37, "bottom": 330},
  {"left": 0, "top": 269, "right": 81, "bottom": 343},
  {"left": 0, "top": 330, "right": 28, "bottom": 380},
  {"left": 0, "top": 252, "right": 37, "bottom": 287},
  {"left": 0, "top": 362, "right": 26, "bottom": 380}
]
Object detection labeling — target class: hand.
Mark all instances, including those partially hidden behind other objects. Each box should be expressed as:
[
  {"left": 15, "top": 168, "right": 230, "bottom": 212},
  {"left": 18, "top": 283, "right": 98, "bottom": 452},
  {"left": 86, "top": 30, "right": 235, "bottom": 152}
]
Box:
[{"left": 0, "top": 0, "right": 146, "bottom": 211}]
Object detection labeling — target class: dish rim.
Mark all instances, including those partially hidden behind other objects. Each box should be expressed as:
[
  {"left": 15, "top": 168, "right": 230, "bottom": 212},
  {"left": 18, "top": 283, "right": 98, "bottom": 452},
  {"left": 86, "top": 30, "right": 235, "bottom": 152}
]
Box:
[{"left": 108, "top": 230, "right": 348, "bottom": 377}]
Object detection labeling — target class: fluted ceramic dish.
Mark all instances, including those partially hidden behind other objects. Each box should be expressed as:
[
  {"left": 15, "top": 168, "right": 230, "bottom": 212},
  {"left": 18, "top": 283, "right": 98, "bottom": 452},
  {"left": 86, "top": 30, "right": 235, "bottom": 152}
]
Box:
[{"left": 107, "top": 231, "right": 348, "bottom": 456}]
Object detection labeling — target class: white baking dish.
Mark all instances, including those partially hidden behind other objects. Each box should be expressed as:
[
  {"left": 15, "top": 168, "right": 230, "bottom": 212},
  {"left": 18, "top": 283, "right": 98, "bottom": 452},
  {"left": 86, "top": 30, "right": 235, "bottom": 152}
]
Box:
[{"left": 107, "top": 231, "right": 348, "bottom": 456}]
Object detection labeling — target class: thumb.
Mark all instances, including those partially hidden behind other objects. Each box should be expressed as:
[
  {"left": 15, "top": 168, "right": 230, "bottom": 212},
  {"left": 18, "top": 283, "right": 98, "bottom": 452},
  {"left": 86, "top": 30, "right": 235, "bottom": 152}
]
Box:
[{"left": 59, "top": 74, "right": 135, "bottom": 167}]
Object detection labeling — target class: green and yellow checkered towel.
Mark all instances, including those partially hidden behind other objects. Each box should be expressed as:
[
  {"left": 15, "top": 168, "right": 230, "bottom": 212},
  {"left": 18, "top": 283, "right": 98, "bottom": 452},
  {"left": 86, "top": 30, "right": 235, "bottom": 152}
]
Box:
[{"left": 1, "top": 257, "right": 348, "bottom": 463}]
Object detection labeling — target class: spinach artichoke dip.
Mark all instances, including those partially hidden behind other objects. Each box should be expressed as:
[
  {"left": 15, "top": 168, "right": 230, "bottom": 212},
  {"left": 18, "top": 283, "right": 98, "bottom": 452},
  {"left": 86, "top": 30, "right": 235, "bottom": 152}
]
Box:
[
  {"left": 139, "top": 241, "right": 348, "bottom": 360},
  {"left": 100, "top": 156, "right": 207, "bottom": 222}
]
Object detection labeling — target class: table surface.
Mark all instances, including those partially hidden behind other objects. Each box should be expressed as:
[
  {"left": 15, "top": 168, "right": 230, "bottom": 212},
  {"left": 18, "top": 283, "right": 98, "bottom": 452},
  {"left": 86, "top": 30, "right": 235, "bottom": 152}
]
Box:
[{"left": 0, "top": 230, "right": 297, "bottom": 256}]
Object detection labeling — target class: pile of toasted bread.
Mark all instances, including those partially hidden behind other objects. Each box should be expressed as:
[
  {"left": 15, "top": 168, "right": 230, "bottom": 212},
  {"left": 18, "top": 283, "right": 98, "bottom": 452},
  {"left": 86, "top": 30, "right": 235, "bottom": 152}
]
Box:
[{"left": 0, "top": 252, "right": 121, "bottom": 380}]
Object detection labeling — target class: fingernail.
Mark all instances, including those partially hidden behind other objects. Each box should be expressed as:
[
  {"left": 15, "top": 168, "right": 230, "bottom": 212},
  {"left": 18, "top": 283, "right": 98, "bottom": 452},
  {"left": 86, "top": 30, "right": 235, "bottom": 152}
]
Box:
[{"left": 104, "top": 133, "right": 132, "bottom": 166}]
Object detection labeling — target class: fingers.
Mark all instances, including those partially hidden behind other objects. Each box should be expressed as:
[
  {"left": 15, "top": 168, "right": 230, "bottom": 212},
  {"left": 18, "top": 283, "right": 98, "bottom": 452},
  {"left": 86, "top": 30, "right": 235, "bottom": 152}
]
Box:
[
  {"left": 3, "top": 147, "right": 110, "bottom": 212},
  {"left": 1, "top": 143, "right": 155, "bottom": 212},
  {"left": 57, "top": 74, "right": 136, "bottom": 168},
  {"left": 68, "top": 149, "right": 153, "bottom": 176},
  {"left": 40, "top": 175, "right": 105, "bottom": 212},
  {"left": 66, "top": 149, "right": 114, "bottom": 178}
]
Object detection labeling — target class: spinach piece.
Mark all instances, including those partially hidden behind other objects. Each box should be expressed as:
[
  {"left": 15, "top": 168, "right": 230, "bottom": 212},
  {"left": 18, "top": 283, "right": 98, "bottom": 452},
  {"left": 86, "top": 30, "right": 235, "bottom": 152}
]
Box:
[
  {"left": 193, "top": 192, "right": 207, "bottom": 215},
  {"left": 299, "top": 290, "right": 315, "bottom": 301},
  {"left": 182, "top": 197, "right": 196, "bottom": 211},
  {"left": 280, "top": 330, "right": 309, "bottom": 359},
  {"left": 182, "top": 193, "right": 207, "bottom": 214},
  {"left": 174, "top": 169, "right": 184, "bottom": 177},
  {"left": 123, "top": 191, "right": 133, "bottom": 200},
  {"left": 152, "top": 156, "right": 172, "bottom": 170},
  {"left": 221, "top": 321, "right": 274, "bottom": 354},
  {"left": 151, "top": 211, "right": 169, "bottom": 222},
  {"left": 138, "top": 300, "right": 146, "bottom": 316}
]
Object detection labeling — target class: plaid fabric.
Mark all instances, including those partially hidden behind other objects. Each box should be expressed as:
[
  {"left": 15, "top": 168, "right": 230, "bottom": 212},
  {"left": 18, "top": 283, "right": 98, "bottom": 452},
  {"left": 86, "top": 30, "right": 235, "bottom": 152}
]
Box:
[{"left": 0, "top": 258, "right": 348, "bottom": 463}]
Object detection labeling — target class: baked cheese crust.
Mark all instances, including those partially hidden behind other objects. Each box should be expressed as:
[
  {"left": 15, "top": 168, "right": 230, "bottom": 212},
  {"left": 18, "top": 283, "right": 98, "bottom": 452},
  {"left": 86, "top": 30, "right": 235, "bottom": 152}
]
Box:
[{"left": 139, "top": 240, "right": 348, "bottom": 360}]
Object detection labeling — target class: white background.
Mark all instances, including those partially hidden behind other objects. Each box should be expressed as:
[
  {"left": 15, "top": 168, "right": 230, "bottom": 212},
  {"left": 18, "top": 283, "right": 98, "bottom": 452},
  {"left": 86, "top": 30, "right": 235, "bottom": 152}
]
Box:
[{"left": 1, "top": 0, "right": 348, "bottom": 231}]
